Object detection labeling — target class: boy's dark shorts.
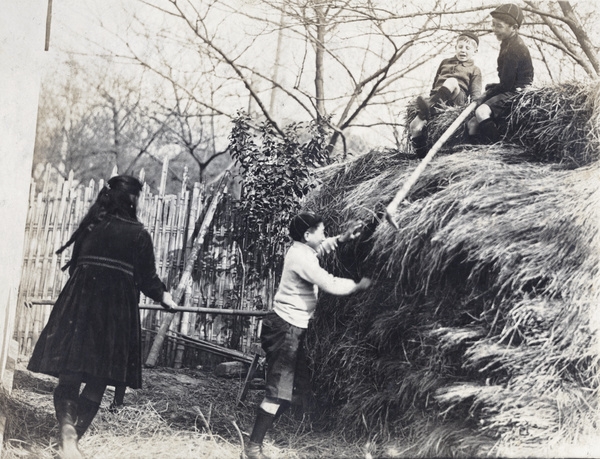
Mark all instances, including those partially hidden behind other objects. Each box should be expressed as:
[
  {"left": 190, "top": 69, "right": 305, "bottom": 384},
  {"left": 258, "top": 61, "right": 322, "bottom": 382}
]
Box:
[
  {"left": 430, "top": 88, "right": 468, "bottom": 106},
  {"left": 451, "top": 89, "right": 467, "bottom": 106},
  {"left": 261, "top": 312, "right": 310, "bottom": 402},
  {"left": 483, "top": 91, "right": 517, "bottom": 119}
]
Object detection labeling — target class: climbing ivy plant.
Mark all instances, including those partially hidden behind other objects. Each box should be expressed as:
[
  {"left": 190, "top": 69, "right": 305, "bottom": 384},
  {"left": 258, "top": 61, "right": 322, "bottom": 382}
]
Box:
[{"left": 229, "top": 111, "right": 331, "bottom": 280}]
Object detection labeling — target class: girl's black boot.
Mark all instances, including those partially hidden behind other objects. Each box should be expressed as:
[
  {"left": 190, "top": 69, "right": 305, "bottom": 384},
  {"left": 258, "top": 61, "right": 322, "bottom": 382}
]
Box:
[
  {"left": 54, "top": 387, "right": 83, "bottom": 459},
  {"left": 75, "top": 396, "right": 101, "bottom": 439}
]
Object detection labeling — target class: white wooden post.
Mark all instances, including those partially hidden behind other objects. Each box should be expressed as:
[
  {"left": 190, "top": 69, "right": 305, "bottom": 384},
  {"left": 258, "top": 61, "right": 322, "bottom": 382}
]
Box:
[{"left": 0, "top": 0, "right": 48, "bottom": 451}]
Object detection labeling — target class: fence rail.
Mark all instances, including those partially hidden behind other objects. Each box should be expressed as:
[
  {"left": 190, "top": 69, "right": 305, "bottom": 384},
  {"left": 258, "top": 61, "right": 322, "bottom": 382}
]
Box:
[{"left": 14, "top": 161, "right": 284, "bottom": 368}]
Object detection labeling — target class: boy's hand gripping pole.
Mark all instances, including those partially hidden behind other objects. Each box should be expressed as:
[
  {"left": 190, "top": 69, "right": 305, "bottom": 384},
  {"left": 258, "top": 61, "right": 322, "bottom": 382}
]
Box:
[
  {"left": 384, "top": 101, "right": 477, "bottom": 229},
  {"left": 145, "top": 169, "right": 231, "bottom": 368}
]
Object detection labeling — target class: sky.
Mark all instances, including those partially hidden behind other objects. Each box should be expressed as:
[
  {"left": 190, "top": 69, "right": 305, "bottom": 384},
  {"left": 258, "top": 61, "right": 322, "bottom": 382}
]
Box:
[{"left": 37, "top": 0, "right": 600, "bottom": 153}]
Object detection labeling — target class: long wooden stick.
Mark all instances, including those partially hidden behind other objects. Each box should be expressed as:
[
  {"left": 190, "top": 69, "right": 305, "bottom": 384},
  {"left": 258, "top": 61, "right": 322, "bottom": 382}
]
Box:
[
  {"left": 145, "top": 170, "right": 230, "bottom": 367},
  {"left": 25, "top": 299, "right": 269, "bottom": 317},
  {"left": 385, "top": 101, "right": 477, "bottom": 229},
  {"left": 143, "top": 328, "right": 254, "bottom": 363}
]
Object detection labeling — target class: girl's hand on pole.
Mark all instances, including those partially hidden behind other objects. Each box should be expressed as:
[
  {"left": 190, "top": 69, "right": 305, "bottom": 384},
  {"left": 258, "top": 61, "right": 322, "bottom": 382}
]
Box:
[{"left": 160, "top": 291, "right": 178, "bottom": 312}]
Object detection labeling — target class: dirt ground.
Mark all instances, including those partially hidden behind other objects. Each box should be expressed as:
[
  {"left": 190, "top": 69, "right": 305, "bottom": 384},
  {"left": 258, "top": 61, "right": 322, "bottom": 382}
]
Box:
[{"left": 1, "top": 363, "right": 375, "bottom": 459}]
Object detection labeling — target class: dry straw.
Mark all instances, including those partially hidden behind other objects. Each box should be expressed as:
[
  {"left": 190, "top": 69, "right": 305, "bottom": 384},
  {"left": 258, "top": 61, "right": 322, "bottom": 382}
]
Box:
[
  {"left": 306, "top": 81, "right": 600, "bottom": 456},
  {"left": 411, "top": 80, "right": 600, "bottom": 167}
]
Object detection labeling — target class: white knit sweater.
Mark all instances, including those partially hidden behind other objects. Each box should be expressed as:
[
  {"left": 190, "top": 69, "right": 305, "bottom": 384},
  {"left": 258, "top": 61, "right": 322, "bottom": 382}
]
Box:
[{"left": 273, "top": 239, "right": 357, "bottom": 328}]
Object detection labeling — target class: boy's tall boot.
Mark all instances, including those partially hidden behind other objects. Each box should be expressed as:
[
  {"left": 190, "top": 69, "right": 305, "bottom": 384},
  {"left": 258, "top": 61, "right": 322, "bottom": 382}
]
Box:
[
  {"left": 466, "top": 136, "right": 480, "bottom": 146},
  {"left": 245, "top": 407, "right": 275, "bottom": 459},
  {"left": 478, "top": 118, "right": 501, "bottom": 143},
  {"left": 75, "top": 396, "right": 101, "bottom": 439},
  {"left": 465, "top": 132, "right": 480, "bottom": 146},
  {"left": 273, "top": 401, "right": 290, "bottom": 424},
  {"left": 416, "top": 86, "right": 453, "bottom": 120},
  {"left": 411, "top": 135, "right": 428, "bottom": 159},
  {"left": 54, "top": 386, "right": 83, "bottom": 459}
]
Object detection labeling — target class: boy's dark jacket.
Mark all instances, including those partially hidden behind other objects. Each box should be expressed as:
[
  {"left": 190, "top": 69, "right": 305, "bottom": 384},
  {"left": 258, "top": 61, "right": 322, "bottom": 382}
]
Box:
[
  {"left": 486, "top": 33, "right": 534, "bottom": 98},
  {"left": 431, "top": 57, "right": 482, "bottom": 100}
]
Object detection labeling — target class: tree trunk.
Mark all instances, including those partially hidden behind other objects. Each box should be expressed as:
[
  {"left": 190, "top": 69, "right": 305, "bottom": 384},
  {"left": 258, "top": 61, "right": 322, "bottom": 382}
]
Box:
[
  {"left": 111, "top": 100, "right": 121, "bottom": 165},
  {"left": 269, "top": 8, "right": 286, "bottom": 116},
  {"left": 558, "top": 2, "right": 600, "bottom": 76},
  {"left": 313, "top": 3, "right": 326, "bottom": 122}
]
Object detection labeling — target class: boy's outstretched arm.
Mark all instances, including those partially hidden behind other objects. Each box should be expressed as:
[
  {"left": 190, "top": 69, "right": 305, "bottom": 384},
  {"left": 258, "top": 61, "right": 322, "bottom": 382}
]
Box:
[
  {"left": 296, "top": 254, "right": 372, "bottom": 296},
  {"left": 318, "top": 220, "right": 365, "bottom": 256}
]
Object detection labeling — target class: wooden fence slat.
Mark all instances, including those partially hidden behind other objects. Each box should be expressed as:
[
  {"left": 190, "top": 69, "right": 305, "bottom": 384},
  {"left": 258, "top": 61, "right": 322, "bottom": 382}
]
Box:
[
  {"left": 159, "top": 157, "right": 168, "bottom": 196},
  {"left": 36, "top": 175, "right": 62, "bottom": 302},
  {"left": 48, "top": 175, "right": 72, "bottom": 298}
]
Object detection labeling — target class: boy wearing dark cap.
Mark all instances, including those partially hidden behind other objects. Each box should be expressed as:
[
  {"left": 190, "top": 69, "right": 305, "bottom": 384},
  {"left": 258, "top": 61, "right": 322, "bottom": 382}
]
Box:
[
  {"left": 245, "top": 213, "right": 372, "bottom": 459},
  {"left": 410, "top": 31, "right": 482, "bottom": 158},
  {"left": 467, "top": 3, "right": 534, "bottom": 143}
]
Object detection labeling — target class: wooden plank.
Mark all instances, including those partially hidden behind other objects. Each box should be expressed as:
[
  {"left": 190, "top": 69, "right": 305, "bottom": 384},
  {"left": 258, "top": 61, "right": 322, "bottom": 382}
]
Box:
[
  {"left": 48, "top": 173, "right": 72, "bottom": 298},
  {"left": 2, "top": 339, "right": 19, "bottom": 391},
  {"left": 26, "top": 176, "right": 47, "bottom": 300},
  {"left": 0, "top": 339, "right": 19, "bottom": 454},
  {"left": 15, "top": 179, "right": 40, "bottom": 352},
  {"left": 39, "top": 174, "right": 63, "bottom": 298},
  {"left": 142, "top": 327, "right": 253, "bottom": 363},
  {"left": 174, "top": 284, "right": 193, "bottom": 369},
  {"left": 158, "top": 157, "right": 168, "bottom": 196},
  {"left": 236, "top": 352, "right": 262, "bottom": 406}
]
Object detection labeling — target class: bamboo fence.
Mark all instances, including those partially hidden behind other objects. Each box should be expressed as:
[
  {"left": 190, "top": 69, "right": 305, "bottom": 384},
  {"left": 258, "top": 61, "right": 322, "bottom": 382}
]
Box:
[{"left": 14, "top": 160, "right": 284, "bottom": 368}]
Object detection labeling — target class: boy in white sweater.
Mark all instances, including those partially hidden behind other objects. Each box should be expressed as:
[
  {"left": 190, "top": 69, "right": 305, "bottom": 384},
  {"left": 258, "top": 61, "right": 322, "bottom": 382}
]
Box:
[{"left": 245, "top": 213, "right": 372, "bottom": 459}]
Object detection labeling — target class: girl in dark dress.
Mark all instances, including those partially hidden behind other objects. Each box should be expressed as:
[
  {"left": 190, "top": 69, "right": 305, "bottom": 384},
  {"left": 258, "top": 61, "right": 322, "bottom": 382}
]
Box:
[{"left": 28, "top": 175, "right": 178, "bottom": 459}]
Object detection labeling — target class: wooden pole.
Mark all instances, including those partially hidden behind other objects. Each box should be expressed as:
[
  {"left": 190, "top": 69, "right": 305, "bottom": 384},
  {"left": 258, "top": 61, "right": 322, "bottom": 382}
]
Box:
[
  {"left": 384, "top": 101, "right": 477, "bottom": 229},
  {"left": 145, "top": 169, "right": 231, "bottom": 367},
  {"left": 25, "top": 300, "right": 270, "bottom": 316},
  {"left": 173, "top": 284, "right": 192, "bottom": 369}
]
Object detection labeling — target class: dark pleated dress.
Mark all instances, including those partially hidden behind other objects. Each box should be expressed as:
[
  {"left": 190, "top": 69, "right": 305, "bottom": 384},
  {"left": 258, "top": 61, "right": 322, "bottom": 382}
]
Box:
[{"left": 28, "top": 215, "right": 166, "bottom": 389}]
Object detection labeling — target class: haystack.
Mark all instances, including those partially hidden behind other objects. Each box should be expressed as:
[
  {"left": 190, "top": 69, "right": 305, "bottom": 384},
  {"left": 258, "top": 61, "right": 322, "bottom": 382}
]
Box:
[
  {"left": 416, "top": 81, "right": 600, "bottom": 167},
  {"left": 305, "top": 81, "right": 600, "bottom": 457}
]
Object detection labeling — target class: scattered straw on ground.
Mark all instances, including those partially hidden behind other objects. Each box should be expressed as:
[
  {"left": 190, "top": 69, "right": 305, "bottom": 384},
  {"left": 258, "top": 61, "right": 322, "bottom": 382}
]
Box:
[{"left": 2, "top": 365, "right": 371, "bottom": 459}]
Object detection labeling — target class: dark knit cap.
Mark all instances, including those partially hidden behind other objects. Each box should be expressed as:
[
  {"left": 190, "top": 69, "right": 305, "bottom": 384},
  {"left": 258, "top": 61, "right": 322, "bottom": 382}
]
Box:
[
  {"left": 491, "top": 3, "right": 524, "bottom": 27},
  {"left": 107, "top": 175, "right": 143, "bottom": 196},
  {"left": 289, "top": 212, "right": 323, "bottom": 241},
  {"left": 458, "top": 31, "right": 479, "bottom": 47}
]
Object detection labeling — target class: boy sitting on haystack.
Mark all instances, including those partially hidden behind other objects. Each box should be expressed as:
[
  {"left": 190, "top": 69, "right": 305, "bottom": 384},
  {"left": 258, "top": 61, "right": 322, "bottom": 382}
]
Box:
[
  {"left": 467, "top": 3, "right": 534, "bottom": 143},
  {"left": 410, "top": 31, "right": 482, "bottom": 158}
]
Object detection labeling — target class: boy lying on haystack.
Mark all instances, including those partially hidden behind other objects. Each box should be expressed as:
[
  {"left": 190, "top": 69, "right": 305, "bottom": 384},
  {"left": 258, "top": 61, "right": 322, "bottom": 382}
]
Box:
[{"left": 409, "top": 31, "right": 482, "bottom": 158}]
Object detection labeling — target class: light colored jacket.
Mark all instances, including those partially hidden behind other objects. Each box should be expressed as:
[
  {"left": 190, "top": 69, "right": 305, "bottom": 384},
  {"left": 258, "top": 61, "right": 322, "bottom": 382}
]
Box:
[{"left": 273, "top": 239, "right": 357, "bottom": 328}]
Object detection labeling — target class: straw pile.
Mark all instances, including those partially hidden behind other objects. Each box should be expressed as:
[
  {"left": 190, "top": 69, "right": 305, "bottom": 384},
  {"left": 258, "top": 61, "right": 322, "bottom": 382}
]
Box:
[
  {"left": 305, "top": 80, "right": 600, "bottom": 457},
  {"left": 413, "top": 80, "right": 600, "bottom": 167}
]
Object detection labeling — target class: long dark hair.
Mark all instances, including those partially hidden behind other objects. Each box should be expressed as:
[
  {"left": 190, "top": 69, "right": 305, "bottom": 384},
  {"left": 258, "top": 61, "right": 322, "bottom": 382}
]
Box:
[{"left": 57, "top": 175, "right": 143, "bottom": 269}]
